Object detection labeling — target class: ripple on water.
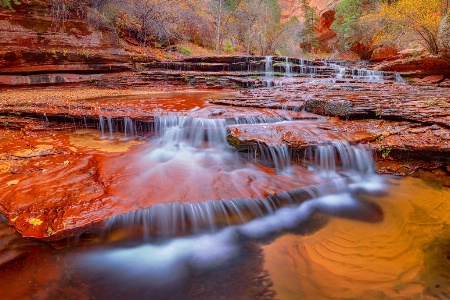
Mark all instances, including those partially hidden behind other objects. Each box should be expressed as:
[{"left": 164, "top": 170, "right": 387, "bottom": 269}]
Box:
[{"left": 262, "top": 176, "right": 450, "bottom": 299}]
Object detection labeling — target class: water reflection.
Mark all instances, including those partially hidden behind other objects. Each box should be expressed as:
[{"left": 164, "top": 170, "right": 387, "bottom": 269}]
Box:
[
  {"left": 72, "top": 188, "right": 383, "bottom": 300},
  {"left": 263, "top": 176, "right": 450, "bottom": 300},
  {"left": 2, "top": 176, "right": 449, "bottom": 299},
  {"left": 0, "top": 177, "right": 385, "bottom": 300}
]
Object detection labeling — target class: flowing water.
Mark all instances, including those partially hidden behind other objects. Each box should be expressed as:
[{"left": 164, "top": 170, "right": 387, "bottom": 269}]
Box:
[{"left": 0, "top": 90, "right": 448, "bottom": 299}]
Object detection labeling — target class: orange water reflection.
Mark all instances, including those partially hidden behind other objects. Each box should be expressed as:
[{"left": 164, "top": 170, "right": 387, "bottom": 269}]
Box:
[{"left": 263, "top": 176, "right": 450, "bottom": 299}]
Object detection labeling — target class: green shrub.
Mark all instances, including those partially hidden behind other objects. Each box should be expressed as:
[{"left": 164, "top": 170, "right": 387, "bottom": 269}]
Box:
[
  {"left": 1, "top": 0, "right": 21, "bottom": 12},
  {"left": 178, "top": 46, "right": 192, "bottom": 55}
]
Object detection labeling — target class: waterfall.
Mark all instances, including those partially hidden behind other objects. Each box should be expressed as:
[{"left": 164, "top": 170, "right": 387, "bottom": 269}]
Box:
[
  {"left": 43, "top": 113, "right": 49, "bottom": 126},
  {"left": 154, "top": 115, "right": 228, "bottom": 148},
  {"left": 285, "top": 57, "right": 292, "bottom": 78},
  {"left": 258, "top": 143, "right": 292, "bottom": 174},
  {"left": 123, "top": 117, "right": 136, "bottom": 138},
  {"left": 352, "top": 69, "right": 384, "bottom": 83},
  {"left": 335, "top": 66, "right": 346, "bottom": 79},
  {"left": 306, "top": 141, "right": 374, "bottom": 177},
  {"left": 99, "top": 116, "right": 105, "bottom": 136},
  {"left": 101, "top": 179, "right": 351, "bottom": 240},
  {"left": 394, "top": 72, "right": 406, "bottom": 84},
  {"left": 100, "top": 139, "right": 381, "bottom": 241},
  {"left": 263, "top": 56, "right": 274, "bottom": 87},
  {"left": 107, "top": 117, "right": 113, "bottom": 137}
]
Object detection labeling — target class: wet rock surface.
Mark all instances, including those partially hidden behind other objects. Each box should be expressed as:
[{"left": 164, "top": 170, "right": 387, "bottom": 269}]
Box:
[
  {"left": 0, "top": 56, "right": 450, "bottom": 241},
  {"left": 211, "top": 79, "right": 450, "bottom": 164}
]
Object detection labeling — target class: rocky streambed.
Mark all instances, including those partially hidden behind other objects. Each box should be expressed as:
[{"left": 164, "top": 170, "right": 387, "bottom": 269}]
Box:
[{"left": 0, "top": 56, "right": 449, "bottom": 242}]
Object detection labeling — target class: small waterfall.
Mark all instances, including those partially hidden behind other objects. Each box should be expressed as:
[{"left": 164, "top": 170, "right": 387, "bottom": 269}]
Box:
[
  {"left": 99, "top": 116, "right": 106, "bottom": 136},
  {"left": 107, "top": 117, "right": 114, "bottom": 138},
  {"left": 43, "top": 113, "right": 49, "bottom": 126},
  {"left": 154, "top": 115, "right": 228, "bottom": 148},
  {"left": 263, "top": 56, "right": 274, "bottom": 87},
  {"left": 306, "top": 141, "right": 374, "bottom": 177},
  {"left": 394, "top": 72, "right": 406, "bottom": 84},
  {"left": 285, "top": 57, "right": 292, "bottom": 78},
  {"left": 98, "top": 116, "right": 136, "bottom": 138},
  {"left": 258, "top": 143, "right": 291, "bottom": 174},
  {"left": 335, "top": 66, "right": 346, "bottom": 79},
  {"left": 352, "top": 69, "right": 384, "bottom": 83},
  {"left": 101, "top": 179, "right": 350, "bottom": 240},
  {"left": 265, "top": 56, "right": 273, "bottom": 76},
  {"left": 123, "top": 117, "right": 136, "bottom": 138}
]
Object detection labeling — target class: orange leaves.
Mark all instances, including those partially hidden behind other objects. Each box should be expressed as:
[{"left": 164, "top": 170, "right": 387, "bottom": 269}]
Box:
[{"left": 364, "top": 0, "right": 444, "bottom": 54}]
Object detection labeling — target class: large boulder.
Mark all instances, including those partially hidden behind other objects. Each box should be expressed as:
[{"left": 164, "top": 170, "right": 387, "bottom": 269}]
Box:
[{"left": 438, "top": 11, "right": 450, "bottom": 64}]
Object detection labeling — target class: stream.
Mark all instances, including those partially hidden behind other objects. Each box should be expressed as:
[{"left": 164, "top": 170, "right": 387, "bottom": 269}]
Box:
[{"left": 0, "top": 65, "right": 449, "bottom": 299}]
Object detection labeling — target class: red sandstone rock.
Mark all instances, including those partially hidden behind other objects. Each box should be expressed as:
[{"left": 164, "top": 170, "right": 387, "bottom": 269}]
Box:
[
  {"left": 377, "top": 57, "right": 450, "bottom": 77},
  {"left": 416, "top": 75, "right": 445, "bottom": 84},
  {"left": 370, "top": 46, "right": 399, "bottom": 62},
  {"left": 350, "top": 42, "right": 374, "bottom": 60}
]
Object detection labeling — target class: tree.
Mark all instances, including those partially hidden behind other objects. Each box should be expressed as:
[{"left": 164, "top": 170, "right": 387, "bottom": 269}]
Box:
[
  {"left": 300, "top": 0, "right": 319, "bottom": 53},
  {"left": 368, "top": 0, "right": 444, "bottom": 54},
  {"left": 1, "top": 0, "right": 20, "bottom": 12},
  {"left": 330, "top": 0, "right": 365, "bottom": 50},
  {"left": 213, "top": 0, "right": 293, "bottom": 55}
]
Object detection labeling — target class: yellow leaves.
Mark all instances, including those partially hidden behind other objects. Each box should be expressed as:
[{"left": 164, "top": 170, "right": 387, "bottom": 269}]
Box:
[
  {"left": 362, "top": 0, "right": 443, "bottom": 53},
  {"left": 6, "top": 179, "right": 19, "bottom": 186},
  {"left": 28, "top": 218, "right": 43, "bottom": 226},
  {"left": 384, "top": 0, "right": 442, "bottom": 30},
  {"left": 63, "top": 160, "right": 70, "bottom": 165},
  {"left": 46, "top": 226, "right": 55, "bottom": 235}
]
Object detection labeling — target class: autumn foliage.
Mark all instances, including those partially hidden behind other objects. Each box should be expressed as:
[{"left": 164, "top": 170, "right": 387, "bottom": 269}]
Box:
[
  {"left": 367, "top": 0, "right": 445, "bottom": 54},
  {"left": 332, "top": 0, "right": 448, "bottom": 56}
]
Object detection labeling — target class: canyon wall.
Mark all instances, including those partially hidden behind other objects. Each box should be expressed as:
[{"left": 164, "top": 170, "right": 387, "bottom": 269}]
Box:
[
  {"left": 0, "top": 1, "right": 157, "bottom": 84},
  {"left": 279, "top": 0, "right": 340, "bottom": 53}
]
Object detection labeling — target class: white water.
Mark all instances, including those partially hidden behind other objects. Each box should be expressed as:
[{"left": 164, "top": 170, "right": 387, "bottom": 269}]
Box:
[
  {"left": 101, "top": 114, "right": 381, "bottom": 240},
  {"left": 82, "top": 172, "right": 384, "bottom": 296},
  {"left": 351, "top": 69, "right": 384, "bottom": 83},
  {"left": 285, "top": 57, "right": 292, "bottom": 78}
]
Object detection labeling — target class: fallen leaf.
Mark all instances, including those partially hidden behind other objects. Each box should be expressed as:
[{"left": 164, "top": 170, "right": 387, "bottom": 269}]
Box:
[
  {"left": 29, "top": 218, "right": 43, "bottom": 226},
  {"left": 6, "top": 180, "right": 19, "bottom": 186},
  {"left": 63, "top": 160, "right": 70, "bottom": 165}
]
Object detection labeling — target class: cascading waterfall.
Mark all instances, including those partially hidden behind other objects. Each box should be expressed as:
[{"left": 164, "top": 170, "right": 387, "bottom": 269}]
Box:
[
  {"left": 258, "top": 143, "right": 292, "bottom": 174},
  {"left": 263, "top": 56, "right": 275, "bottom": 87},
  {"left": 394, "top": 72, "right": 406, "bottom": 84},
  {"left": 285, "top": 57, "right": 292, "bottom": 78},
  {"left": 352, "top": 69, "right": 384, "bottom": 83},
  {"left": 91, "top": 96, "right": 383, "bottom": 243},
  {"left": 306, "top": 141, "right": 374, "bottom": 177},
  {"left": 100, "top": 128, "right": 382, "bottom": 241},
  {"left": 123, "top": 117, "right": 136, "bottom": 138}
]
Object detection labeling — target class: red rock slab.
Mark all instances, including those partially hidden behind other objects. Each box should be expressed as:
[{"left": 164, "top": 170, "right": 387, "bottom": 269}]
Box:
[
  {"left": 415, "top": 75, "right": 445, "bottom": 84},
  {"left": 227, "top": 120, "right": 379, "bottom": 149},
  {"left": 0, "top": 151, "right": 107, "bottom": 240},
  {"left": 0, "top": 122, "right": 328, "bottom": 241},
  {"left": 370, "top": 46, "right": 399, "bottom": 62},
  {"left": 377, "top": 57, "right": 450, "bottom": 77},
  {"left": 0, "top": 125, "right": 129, "bottom": 241}
]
